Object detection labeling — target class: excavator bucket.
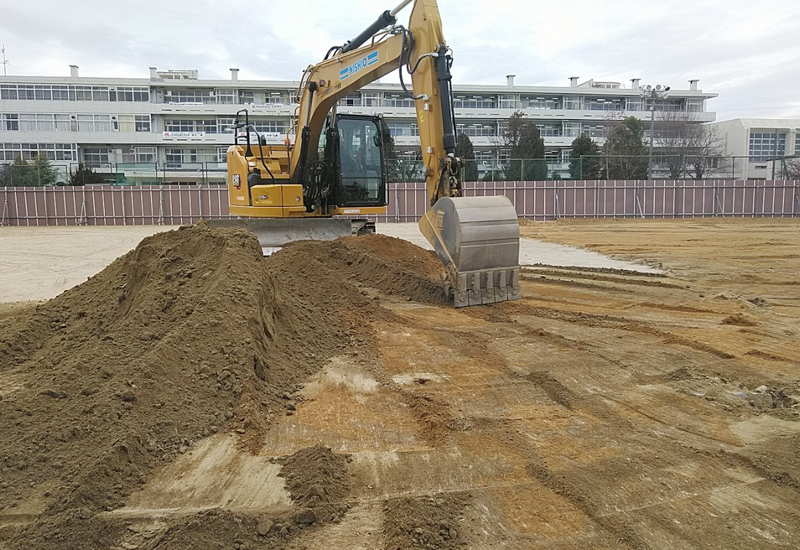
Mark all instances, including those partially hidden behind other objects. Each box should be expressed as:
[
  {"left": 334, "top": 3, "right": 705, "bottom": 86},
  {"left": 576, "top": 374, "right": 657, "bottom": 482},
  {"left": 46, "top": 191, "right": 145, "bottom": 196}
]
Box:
[{"left": 419, "top": 196, "right": 522, "bottom": 307}]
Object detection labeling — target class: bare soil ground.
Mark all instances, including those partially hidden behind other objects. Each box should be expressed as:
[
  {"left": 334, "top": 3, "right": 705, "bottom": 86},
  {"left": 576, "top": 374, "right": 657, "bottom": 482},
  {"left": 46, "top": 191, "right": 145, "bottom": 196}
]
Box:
[{"left": 1, "top": 218, "right": 800, "bottom": 549}]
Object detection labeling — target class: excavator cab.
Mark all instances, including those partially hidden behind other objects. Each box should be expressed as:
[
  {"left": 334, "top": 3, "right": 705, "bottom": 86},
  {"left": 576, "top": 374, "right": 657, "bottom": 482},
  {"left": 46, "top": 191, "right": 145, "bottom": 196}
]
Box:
[{"left": 318, "top": 114, "right": 387, "bottom": 209}]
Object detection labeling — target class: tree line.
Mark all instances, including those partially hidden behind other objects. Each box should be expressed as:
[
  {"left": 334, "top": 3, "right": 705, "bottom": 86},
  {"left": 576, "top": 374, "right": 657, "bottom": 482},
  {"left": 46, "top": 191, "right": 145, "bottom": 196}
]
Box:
[
  {"left": 411, "top": 110, "right": 729, "bottom": 181},
  {"left": 0, "top": 155, "right": 106, "bottom": 186}
]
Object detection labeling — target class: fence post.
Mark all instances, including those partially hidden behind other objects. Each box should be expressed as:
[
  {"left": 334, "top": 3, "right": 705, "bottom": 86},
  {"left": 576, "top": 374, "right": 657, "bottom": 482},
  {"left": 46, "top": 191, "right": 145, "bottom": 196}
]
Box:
[
  {"left": 634, "top": 181, "right": 645, "bottom": 219},
  {"left": 1, "top": 187, "right": 8, "bottom": 226},
  {"left": 393, "top": 183, "right": 399, "bottom": 223},
  {"left": 794, "top": 182, "right": 799, "bottom": 217},
  {"left": 554, "top": 183, "right": 560, "bottom": 219},
  {"left": 158, "top": 185, "right": 165, "bottom": 225},
  {"left": 77, "top": 186, "right": 87, "bottom": 225}
]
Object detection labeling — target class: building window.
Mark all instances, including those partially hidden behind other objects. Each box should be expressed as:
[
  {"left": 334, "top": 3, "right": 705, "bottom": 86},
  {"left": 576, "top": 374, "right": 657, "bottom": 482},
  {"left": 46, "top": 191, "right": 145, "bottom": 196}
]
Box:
[
  {"left": 118, "top": 115, "right": 135, "bottom": 132},
  {"left": 585, "top": 98, "right": 622, "bottom": 111},
  {"left": 166, "top": 90, "right": 211, "bottom": 104},
  {"left": 362, "top": 92, "right": 381, "bottom": 107},
  {"left": 1, "top": 85, "right": 18, "bottom": 100},
  {"left": 93, "top": 87, "right": 110, "bottom": 101},
  {"left": 217, "top": 118, "right": 235, "bottom": 134},
  {"left": 83, "top": 148, "right": 111, "bottom": 166},
  {"left": 563, "top": 122, "right": 581, "bottom": 137},
  {"left": 384, "top": 93, "right": 415, "bottom": 108},
  {"left": 17, "top": 86, "right": 35, "bottom": 100},
  {"left": 563, "top": 96, "right": 582, "bottom": 110},
  {"left": 0, "top": 143, "right": 76, "bottom": 162},
  {"left": 36, "top": 114, "right": 55, "bottom": 132},
  {"left": 474, "top": 150, "right": 498, "bottom": 161},
  {"left": 686, "top": 98, "right": 704, "bottom": 112},
  {"left": 113, "top": 87, "right": 134, "bottom": 101},
  {"left": 499, "top": 95, "right": 519, "bottom": 109},
  {"left": 19, "top": 114, "right": 37, "bottom": 131},
  {"left": 216, "top": 89, "right": 235, "bottom": 104},
  {"left": 165, "top": 119, "right": 217, "bottom": 133},
  {"left": 795, "top": 133, "right": 800, "bottom": 155},
  {"left": 250, "top": 120, "right": 285, "bottom": 134},
  {"left": 453, "top": 95, "right": 497, "bottom": 109},
  {"left": 34, "top": 86, "right": 52, "bottom": 101},
  {"left": 74, "top": 86, "right": 93, "bottom": 101},
  {"left": 76, "top": 114, "right": 112, "bottom": 132},
  {"left": 238, "top": 90, "right": 255, "bottom": 104},
  {"left": 582, "top": 123, "right": 608, "bottom": 138},
  {"left": 52, "top": 86, "right": 71, "bottom": 101},
  {"left": 1, "top": 113, "right": 72, "bottom": 132},
  {"left": 166, "top": 148, "right": 217, "bottom": 165},
  {"left": 455, "top": 123, "right": 496, "bottom": 137},
  {"left": 338, "top": 94, "right": 362, "bottom": 107},
  {"left": 537, "top": 124, "right": 562, "bottom": 137},
  {"left": 522, "top": 96, "right": 560, "bottom": 110},
  {"left": 134, "top": 147, "right": 156, "bottom": 163},
  {"left": 626, "top": 98, "right": 644, "bottom": 111},
  {"left": 135, "top": 115, "right": 151, "bottom": 132},
  {"left": 264, "top": 92, "right": 287, "bottom": 105},
  {"left": 2, "top": 114, "right": 19, "bottom": 131},
  {"left": 387, "top": 122, "right": 419, "bottom": 137},
  {"left": 118, "top": 115, "right": 150, "bottom": 132},
  {"left": 749, "top": 131, "right": 786, "bottom": 161},
  {"left": 54, "top": 114, "right": 70, "bottom": 131},
  {"left": 654, "top": 99, "right": 683, "bottom": 112}
]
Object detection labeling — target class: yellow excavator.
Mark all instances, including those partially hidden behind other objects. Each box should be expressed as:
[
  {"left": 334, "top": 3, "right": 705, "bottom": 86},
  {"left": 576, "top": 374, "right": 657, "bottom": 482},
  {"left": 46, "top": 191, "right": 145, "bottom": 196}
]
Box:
[{"left": 218, "top": 0, "right": 521, "bottom": 307}]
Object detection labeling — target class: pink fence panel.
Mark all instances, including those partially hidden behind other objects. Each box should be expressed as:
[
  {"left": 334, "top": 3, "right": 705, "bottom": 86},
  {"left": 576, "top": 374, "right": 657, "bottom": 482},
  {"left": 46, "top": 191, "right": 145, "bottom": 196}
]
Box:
[{"left": 2, "top": 181, "right": 798, "bottom": 227}]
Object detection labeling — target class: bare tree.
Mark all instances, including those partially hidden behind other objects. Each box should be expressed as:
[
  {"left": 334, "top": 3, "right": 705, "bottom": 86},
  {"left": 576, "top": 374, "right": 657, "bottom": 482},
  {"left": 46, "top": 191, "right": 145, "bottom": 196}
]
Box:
[
  {"left": 655, "top": 113, "right": 724, "bottom": 179},
  {"left": 786, "top": 158, "right": 800, "bottom": 179}
]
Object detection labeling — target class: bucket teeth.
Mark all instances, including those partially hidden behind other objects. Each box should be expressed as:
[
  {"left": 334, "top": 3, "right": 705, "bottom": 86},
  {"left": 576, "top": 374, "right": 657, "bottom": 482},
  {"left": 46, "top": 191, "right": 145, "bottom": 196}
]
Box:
[{"left": 453, "top": 267, "right": 521, "bottom": 308}]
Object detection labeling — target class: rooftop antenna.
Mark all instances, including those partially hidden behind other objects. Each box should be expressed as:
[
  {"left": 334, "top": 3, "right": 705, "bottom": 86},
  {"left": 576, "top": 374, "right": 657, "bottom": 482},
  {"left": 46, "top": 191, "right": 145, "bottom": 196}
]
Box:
[{"left": 1, "top": 44, "right": 8, "bottom": 76}]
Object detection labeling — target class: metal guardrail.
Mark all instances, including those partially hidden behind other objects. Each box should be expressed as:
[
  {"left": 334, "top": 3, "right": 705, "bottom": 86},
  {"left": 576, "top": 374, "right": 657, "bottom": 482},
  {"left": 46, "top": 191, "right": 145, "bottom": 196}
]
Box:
[{"left": 1, "top": 180, "right": 798, "bottom": 227}]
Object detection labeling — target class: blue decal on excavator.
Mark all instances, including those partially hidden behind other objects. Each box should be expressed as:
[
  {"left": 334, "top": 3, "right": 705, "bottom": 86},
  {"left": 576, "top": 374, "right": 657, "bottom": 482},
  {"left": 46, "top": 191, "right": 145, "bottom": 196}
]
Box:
[{"left": 340, "top": 51, "right": 379, "bottom": 81}]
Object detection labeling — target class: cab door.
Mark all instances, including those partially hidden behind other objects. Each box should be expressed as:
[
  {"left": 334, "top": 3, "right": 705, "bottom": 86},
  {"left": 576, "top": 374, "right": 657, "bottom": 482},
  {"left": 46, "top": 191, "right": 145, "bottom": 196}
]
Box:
[{"left": 331, "top": 114, "right": 387, "bottom": 207}]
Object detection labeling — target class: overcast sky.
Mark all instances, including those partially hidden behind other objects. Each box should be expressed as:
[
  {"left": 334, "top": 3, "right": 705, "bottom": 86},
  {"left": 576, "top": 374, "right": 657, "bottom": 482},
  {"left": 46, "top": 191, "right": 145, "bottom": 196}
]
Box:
[{"left": 1, "top": 0, "right": 798, "bottom": 122}]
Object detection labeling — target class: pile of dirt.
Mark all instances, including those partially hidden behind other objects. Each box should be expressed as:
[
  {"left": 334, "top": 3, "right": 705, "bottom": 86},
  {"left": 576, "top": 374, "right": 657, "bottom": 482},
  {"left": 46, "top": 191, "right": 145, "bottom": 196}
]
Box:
[
  {"left": 276, "top": 445, "right": 351, "bottom": 524},
  {"left": 0, "top": 224, "right": 447, "bottom": 549},
  {"left": 383, "top": 493, "right": 470, "bottom": 550}
]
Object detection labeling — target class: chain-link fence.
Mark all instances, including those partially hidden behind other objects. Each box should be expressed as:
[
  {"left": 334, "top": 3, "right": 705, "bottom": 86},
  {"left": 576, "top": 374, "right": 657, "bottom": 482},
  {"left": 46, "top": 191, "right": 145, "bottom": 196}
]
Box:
[
  {"left": 389, "top": 155, "right": 800, "bottom": 183},
  {"left": 2, "top": 154, "right": 799, "bottom": 188}
]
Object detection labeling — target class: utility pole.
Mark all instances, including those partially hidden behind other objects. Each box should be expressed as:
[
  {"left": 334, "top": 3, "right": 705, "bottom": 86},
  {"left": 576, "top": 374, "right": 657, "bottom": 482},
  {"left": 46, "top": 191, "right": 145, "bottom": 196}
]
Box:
[
  {"left": 1, "top": 44, "right": 9, "bottom": 76},
  {"left": 639, "top": 84, "right": 670, "bottom": 178}
]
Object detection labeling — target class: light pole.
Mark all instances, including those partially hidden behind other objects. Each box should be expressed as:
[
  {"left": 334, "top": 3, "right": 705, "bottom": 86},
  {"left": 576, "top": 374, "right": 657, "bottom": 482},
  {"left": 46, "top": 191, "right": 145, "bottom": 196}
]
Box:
[{"left": 639, "top": 84, "right": 670, "bottom": 178}]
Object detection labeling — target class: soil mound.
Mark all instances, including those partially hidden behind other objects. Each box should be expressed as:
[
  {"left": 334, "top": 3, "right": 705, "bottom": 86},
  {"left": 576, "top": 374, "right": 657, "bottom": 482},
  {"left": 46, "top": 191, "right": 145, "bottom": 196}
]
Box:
[
  {"left": 0, "top": 224, "right": 446, "bottom": 549},
  {"left": 383, "top": 493, "right": 470, "bottom": 550},
  {"left": 276, "top": 445, "right": 351, "bottom": 523}
]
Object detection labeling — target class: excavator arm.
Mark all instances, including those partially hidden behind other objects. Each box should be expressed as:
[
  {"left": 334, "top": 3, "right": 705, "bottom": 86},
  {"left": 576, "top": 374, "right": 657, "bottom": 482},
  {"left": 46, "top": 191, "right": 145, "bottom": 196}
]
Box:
[{"left": 289, "top": 0, "right": 460, "bottom": 204}]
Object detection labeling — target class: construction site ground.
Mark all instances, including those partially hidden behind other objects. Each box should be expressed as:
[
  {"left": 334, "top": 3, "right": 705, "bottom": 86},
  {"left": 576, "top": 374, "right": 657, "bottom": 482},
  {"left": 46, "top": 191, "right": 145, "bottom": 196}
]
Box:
[{"left": 1, "top": 218, "right": 799, "bottom": 549}]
